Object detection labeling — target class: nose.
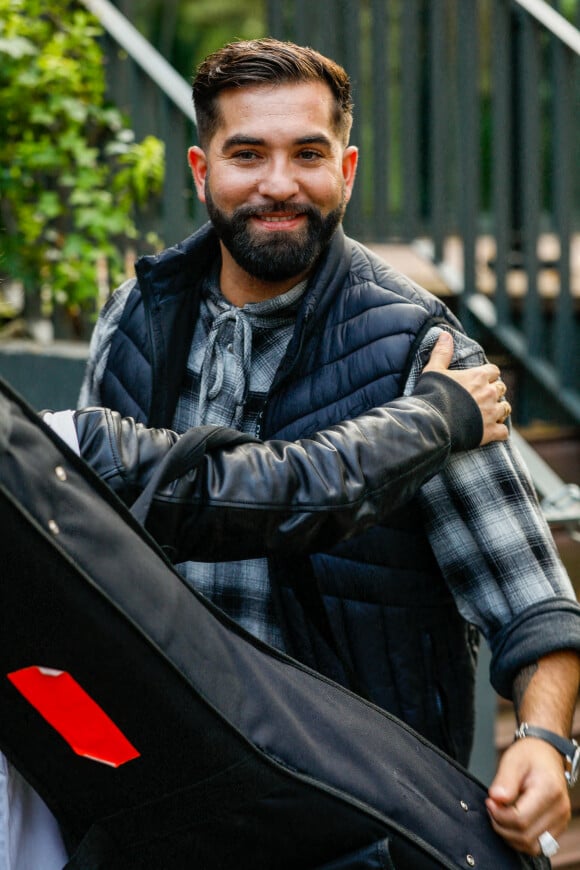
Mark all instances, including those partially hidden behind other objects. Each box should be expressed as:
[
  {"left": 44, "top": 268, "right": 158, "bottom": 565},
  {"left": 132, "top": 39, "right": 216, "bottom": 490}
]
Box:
[{"left": 257, "top": 156, "right": 299, "bottom": 201}]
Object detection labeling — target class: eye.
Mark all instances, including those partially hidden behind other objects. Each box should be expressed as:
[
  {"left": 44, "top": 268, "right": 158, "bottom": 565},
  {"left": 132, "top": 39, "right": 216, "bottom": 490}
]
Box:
[
  {"left": 298, "top": 149, "right": 323, "bottom": 162},
  {"left": 232, "top": 150, "right": 260, "bottom": 162}
]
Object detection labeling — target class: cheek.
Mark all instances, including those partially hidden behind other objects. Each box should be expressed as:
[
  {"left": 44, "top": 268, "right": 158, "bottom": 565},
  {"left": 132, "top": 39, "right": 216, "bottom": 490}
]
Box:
[
  {"left": 307, "top": 171, "right": 346, "bottom": 206},
  {"left": 209, "top": 170, "right": 257, "bottom": 208}
]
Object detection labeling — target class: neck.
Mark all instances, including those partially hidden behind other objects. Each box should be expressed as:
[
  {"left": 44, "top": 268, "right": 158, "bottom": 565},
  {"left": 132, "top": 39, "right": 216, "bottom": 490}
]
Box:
[{"left": 218, "top": 243, "right": 310, "bottom": 306}]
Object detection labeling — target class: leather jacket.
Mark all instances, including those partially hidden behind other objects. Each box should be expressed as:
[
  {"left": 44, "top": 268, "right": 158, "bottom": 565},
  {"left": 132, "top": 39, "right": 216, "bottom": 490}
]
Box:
[{"left": 75, "top": 370, "right": 482, "bottom": 564}]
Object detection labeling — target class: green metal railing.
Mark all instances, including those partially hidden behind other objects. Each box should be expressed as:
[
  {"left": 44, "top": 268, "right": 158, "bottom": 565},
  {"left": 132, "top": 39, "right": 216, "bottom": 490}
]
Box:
[
  {"left": 84, "top": 0, "right": 580, "bottom": 427},
  {"left": 462, "top": 0, "right": 580, "bottom": 425},
  {"left": 267, "top": 0, "right": 580, "bottom": 426}
]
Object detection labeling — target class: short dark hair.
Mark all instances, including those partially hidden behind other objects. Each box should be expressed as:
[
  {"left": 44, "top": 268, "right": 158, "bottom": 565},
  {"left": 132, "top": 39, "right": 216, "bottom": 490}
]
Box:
[{"left": 192, "top": 38, "right": 353, "bottom": 147}]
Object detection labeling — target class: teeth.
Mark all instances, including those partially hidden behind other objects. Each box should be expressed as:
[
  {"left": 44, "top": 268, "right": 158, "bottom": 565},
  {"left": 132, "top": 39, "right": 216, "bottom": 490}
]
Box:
[{"left": 261, "top": 215, "right": 297, "bottom": 222}]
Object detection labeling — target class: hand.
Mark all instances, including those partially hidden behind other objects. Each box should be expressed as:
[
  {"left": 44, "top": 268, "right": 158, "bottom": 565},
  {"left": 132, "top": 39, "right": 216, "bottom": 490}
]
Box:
[
  {"left": 486, "top": 738, "right": 571, "bottom": 855},
  {"left": 423, "top": 332, "right": 511, "bottom": 446}
]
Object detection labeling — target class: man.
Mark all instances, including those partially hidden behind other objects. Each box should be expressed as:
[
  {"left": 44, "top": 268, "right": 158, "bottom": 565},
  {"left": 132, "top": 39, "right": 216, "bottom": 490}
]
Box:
[{"left": 80, "top": 39, "right": 580, "bottom": 858}]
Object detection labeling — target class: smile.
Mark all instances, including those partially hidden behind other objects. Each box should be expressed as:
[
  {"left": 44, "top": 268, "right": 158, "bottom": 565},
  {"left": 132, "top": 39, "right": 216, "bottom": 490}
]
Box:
[{"left": 252, "top": 213, "right": 307, "bottom": 230}]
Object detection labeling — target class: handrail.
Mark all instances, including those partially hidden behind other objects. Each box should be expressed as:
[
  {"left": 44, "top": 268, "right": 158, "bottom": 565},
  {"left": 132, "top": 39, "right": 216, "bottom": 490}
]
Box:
[
  {"left": 79, "top": 0, "right": 196, "bottom": 124},
  {"left": 513, "top": 0, "right": 580, "bottom": 55}
]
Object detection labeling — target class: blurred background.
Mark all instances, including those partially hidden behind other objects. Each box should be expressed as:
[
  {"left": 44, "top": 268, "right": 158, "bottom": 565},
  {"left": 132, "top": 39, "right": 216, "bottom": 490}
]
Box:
[{"left": 1, "top": 1, "right": 580, "bottom": 862}]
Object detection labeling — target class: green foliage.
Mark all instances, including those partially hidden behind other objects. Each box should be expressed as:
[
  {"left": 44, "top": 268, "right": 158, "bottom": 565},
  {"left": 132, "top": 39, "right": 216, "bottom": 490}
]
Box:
[
  {"left": 125, "top": 0, "right": 266, "bottom": 81},
  {"left": 0, "top": 0, "right": 165, "bottom": 328},
  {"left": 559, "top": 1, "right": 579, "bottom": 22},
  {"left": 171, "top": 0, "right": 266, "bottom": 79}
]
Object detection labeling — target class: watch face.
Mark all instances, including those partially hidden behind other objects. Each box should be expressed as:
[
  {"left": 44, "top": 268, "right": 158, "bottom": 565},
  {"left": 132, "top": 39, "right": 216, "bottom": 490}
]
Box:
[{"left": 568, "top": 742, "right": 580, "bottom": 786}]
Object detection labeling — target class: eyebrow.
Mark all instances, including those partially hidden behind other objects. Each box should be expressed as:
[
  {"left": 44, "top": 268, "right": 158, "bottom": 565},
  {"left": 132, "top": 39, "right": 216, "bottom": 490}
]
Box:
[
  {"left": 221, "top": 135, "right": 265, "bottom": 151},
  {"left": 297, "top": 135, "right": 333, "bottom": 148},
  {"left": 221, "top": 133, "right": 333, "bottom": 151}
]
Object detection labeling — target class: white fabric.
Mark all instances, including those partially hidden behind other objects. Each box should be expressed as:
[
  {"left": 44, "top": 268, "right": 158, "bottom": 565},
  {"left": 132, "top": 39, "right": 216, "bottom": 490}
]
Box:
[
  {"left": 42, "top": 411, "right": 80, "bottom": 455},
  {"left": 0, "top": 755, "right": 67, "bottom": 869}
]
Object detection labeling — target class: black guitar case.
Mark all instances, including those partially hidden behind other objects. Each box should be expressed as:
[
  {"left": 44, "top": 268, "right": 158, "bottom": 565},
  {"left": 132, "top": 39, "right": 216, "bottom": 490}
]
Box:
[{"left": 0, "top": 377, "right": 547, "bottom": 869}]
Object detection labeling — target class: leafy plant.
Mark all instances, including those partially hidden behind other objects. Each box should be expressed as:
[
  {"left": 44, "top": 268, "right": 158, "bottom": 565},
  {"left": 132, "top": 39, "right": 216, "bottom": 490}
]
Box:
[
  {"left": 122, "top": 0, "right": 266, "bottom": 81},
  {"left": 0, "top": 0, "right": 165, "bottom": 335}
]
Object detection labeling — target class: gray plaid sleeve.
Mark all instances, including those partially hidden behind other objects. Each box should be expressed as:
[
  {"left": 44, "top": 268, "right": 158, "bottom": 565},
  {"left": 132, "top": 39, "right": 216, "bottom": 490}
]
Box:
[
  {"left": 406, "top": 327, "right": 577, "bottom": 641},
  {"left": 77, "top": 279, "right": 136, "bottom": 408},
  {"left": 418, "top": 440, "right": 575, "bottom": 633}
]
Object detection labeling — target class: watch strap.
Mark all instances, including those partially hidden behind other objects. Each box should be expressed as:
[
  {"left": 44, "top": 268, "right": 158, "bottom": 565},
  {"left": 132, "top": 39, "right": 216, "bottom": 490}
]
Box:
[{"left": 515, "top": 722, "right": 580, "bottom": 786}]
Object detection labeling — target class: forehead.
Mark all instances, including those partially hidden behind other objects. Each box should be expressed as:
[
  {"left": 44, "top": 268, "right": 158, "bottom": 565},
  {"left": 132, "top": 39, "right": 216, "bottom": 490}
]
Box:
[{"left": 212, "top": 81, "right": 338, "bottom": 143}]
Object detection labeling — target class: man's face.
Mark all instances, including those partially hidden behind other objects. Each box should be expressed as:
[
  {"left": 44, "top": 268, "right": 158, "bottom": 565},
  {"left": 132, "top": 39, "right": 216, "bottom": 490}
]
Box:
[{"left": 188, "top": 81, "right": 358, "bottom": 285}]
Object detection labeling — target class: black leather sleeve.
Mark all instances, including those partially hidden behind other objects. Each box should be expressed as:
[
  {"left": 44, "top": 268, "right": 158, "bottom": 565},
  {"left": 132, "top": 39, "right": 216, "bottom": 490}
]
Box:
[{"left": 74, "top": 371, "right": 482, "bottom": 561}]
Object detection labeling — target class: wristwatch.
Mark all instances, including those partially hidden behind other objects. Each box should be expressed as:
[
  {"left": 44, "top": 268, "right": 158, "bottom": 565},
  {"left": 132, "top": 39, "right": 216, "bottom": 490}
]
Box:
[{"left": 514, "top": 722, "right": 580, "bottom": 787}]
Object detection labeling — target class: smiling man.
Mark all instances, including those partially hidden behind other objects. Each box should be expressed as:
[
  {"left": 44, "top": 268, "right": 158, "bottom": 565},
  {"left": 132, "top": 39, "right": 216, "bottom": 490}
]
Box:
[{"left": 79, "top": 39, "right": 580, "bottom": 861}]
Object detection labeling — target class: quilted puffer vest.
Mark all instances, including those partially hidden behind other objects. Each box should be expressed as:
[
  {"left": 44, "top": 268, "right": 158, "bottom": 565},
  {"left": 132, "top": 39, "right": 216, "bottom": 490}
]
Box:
[{"left": 102, "top": 224, "right": 478, "bottom": 765}]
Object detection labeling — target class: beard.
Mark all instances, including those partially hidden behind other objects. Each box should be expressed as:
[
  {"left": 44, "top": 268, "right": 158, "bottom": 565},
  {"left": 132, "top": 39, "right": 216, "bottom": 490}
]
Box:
[{"left": 204, "top": 183, "right": 346, "bottom": 282}]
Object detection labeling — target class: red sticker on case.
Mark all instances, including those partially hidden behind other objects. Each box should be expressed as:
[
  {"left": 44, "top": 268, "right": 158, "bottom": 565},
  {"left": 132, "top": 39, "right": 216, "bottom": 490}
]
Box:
[{"left": 8, "top": 666, "right": 140, "bottom": 768}]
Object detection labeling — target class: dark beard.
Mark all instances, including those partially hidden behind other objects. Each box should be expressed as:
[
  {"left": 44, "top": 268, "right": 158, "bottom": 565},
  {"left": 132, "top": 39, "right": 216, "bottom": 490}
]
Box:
[{"left": 205, "top": 186, "right": 345, "bottom": 281}]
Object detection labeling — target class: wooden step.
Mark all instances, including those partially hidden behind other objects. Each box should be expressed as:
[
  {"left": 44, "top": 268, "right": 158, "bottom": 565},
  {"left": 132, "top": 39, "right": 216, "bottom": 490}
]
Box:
[
  {"left": 365, "top": 234, "right": 580, "bottom": 310},
  {"left": 364, "top": 241, "right": 454, "bottom": 297}
]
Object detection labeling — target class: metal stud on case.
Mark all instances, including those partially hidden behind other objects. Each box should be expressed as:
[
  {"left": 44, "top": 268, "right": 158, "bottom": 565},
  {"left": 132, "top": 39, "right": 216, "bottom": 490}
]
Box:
[{"left": 55, "top": 466, "right": 67, "bottom": 482}]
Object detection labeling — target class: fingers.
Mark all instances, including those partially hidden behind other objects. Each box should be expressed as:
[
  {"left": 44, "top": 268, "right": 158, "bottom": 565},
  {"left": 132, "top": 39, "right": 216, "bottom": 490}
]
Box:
[
  {"left": 423, "top": 332, "right": 501, "bottom": 380},
  {"left": 421, "top": 333, "right": 511, "bottom": 444},
  {"left": 442, "top": 368, "right": 510, "bottom": 445},
  {"left": 422, "top": 331, "right": 454, "bottom": 372},
  {"left": 422, "top": 333, "right": 502, "bottom": 387},
  {"left": 481, "top": 422, "right": 509, "bottom": 446},
  {"left": 479, "top": 396, "right": 511, "bottom": 446},
  {"left": 497, "top": 398, "right": 511, "bottom": 424},
  {"left": 486, "top": 741, "right": 571, "bottom": 855},
  {"left": 422, "top": 333, "right": 502, "bottom": 384},
  {"left": 487, "top": 785, "right": 569, "bottom": 852}
]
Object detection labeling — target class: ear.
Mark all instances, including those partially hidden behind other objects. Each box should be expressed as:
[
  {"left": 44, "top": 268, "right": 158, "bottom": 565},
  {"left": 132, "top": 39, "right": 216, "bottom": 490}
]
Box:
[
  {"left": 341, "top": 145, "right": 358, "bottom": 204},
  {"left": 188, "top": 146, "right": 208, "bottom": 203}
]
